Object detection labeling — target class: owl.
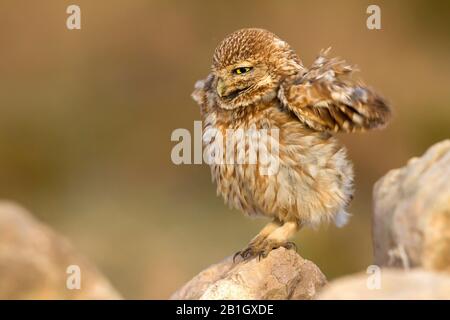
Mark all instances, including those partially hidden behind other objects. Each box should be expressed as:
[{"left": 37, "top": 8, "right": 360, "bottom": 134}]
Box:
[{"left": 192, "top": 28, "right": 391, "bottom": 260}]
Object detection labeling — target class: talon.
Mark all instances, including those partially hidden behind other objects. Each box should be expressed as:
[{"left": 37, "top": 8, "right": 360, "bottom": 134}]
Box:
[
  {"left": 284, "top": 241, "right": 297, "bottom": 252},
  {"left": 233, "top": 251, "right": 242, "bottom": 263},
  {"left": 258, "top": 252, "right": 264, "bottom": 261},
  {"left": 235, "top": 236, "right": 298, "bottom": 262},
  {"left": 233, "top": 246, "right": 257, "bottom": 262}
]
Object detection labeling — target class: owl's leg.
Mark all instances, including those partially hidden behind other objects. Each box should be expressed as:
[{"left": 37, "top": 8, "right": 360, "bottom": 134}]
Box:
[
  {"left": 259, "top": 221, "right": 300, "bottom": 258},
  {"left": 235, "top": 220, "right": 300, "bottom": 261},
  {"left": 233, "top": 219, "right": 281, "bottom": 262}
]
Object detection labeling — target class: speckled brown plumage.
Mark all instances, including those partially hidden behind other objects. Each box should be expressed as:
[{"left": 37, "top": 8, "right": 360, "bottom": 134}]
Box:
[{"left": 192, "top": 28, "right": 391, "bottom": 260}]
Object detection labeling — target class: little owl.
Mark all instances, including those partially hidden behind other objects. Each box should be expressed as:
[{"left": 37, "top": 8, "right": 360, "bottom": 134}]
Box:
[{"left": 192, "top": 28, "right": 391, "bottom": 260}]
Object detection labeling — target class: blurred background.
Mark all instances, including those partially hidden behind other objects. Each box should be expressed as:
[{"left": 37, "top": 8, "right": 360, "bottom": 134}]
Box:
[{"left": 0, "top": 0, "right": 449, "bottom": 299}]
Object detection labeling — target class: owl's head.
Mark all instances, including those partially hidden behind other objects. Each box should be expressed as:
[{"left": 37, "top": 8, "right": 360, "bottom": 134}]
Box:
[{"left": 211, "top": 28, "right": 303, "bottom": 110}]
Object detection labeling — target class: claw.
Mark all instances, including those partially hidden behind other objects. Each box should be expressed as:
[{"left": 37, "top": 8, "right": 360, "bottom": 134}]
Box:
[
  {"left": 258, "top": 252, "right": 264, "bottom": 261},
  {"left": 233, "top": 247, "right": 255, "bottom": 262},
  {"left": 233, "top": 246, "right": 257, "bottom": 262},
  {"left": 233, "top": 251, "right": 242, "bottom": 263},
  {"left": 284, "top": 241, "right": 298, "bottom": 252},
  {"left": 234, "top": 239, "right": 298, "bottom": 263}
]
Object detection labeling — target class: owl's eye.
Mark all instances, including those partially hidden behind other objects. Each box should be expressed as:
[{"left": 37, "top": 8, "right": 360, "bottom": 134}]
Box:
[{"left": 233, "top": 67, "right": 253, "bottom": 75}]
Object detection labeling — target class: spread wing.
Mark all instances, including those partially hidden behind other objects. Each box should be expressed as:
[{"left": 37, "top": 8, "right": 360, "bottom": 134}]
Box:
[{"left": 278, "top": 49, "right": 391, "bottom": 133}]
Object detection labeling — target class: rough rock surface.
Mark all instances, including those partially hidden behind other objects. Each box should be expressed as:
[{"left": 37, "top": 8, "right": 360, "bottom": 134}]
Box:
[
  {"left": 318, "top": 269, "right": 450, "bottom": 300},
  {"left": 171, "top": 247, "right": 327, "bottom": 300},
  {"left": 373, "top": 140, "right": 450, "bottom": 272},
  {"left": 0, "top": 201, "right": 121, "bottom": 299}
]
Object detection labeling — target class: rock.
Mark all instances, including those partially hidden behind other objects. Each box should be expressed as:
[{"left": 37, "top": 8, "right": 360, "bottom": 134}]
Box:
[
  {"left": 373, "top": 140, "right": 450, "bottom": 272},
  {"left": 319, "top": 139, "right": 450, "bottom": 300},
  {"left": 317, "top": 269, "right": 450, "bottom": 300},
  {"left": 171, "top": 247, "right": 327, "bottom": 300},
  {"left": 0, "top": 201, "right": 121, "bottom": 299}
]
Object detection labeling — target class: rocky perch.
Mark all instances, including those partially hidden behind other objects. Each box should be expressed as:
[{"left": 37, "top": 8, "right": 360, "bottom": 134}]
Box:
[
  {"left": 171, "top": 248, "right": 326, "bottom": 300},
  {"left": 0, "top": 140, "right": 448, "bottom": 299}
]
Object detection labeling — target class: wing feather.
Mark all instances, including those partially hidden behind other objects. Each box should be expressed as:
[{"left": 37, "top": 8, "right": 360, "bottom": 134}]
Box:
[
  {"left": 278, "top": 49, "right": 391, "bottom": 132},
  {"left": 192, "top": 74, "right": 215, "bottom": 115}
]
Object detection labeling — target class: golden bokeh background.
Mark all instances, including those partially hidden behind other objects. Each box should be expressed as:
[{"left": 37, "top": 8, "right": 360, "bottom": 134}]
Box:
[{"left": 0, "top": 0, "right": 449, "bottom": 298}]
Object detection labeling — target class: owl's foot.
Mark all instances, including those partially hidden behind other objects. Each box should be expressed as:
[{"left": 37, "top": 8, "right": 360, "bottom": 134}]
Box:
[
  {"left": 233, "top": 234, "right": 266, "bottom": 262},
  {"left": 233, "top": 221, "right": 300, "bottom": 262},
  {"left": 233, "top": 239, "right": 297, "bottom": 262}
]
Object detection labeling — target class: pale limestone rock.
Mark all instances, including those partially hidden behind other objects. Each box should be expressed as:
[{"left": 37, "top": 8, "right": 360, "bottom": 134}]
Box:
[
  {"left": 318, "top": 269, "right": 450, "bottom": 300},
  {"left": 171, "top": 247, "right": 327, "bottom": 300},
  {"left": 0, "top": 201, "right": 121, "bottom": 299},
  {"left": 373, "top": 140, "right": 450, "bottom": 272}
]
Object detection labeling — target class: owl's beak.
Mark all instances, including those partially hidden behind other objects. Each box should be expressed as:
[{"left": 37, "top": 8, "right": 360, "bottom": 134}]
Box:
[{"left": 216, "top": 79, "right": 226, "bottom": 97}]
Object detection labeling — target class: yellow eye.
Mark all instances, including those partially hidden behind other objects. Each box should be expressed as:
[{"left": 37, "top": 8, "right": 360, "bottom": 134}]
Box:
[{"left": 233, "top": 67, "right": 252, "bottom": 75}]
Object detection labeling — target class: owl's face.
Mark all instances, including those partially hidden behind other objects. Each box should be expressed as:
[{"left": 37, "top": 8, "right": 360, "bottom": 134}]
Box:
[{"left": 211, "top": 28, "right": 303, "bottom": 110}]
